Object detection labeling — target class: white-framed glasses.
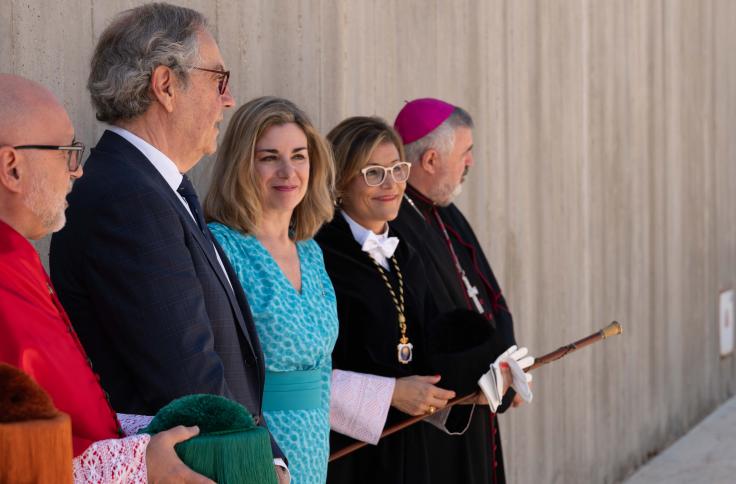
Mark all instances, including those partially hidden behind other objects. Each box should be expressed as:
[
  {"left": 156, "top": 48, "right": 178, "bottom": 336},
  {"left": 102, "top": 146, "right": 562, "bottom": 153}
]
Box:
[{"left": 360, "top": 161, "right": 411, "bottom": 186}]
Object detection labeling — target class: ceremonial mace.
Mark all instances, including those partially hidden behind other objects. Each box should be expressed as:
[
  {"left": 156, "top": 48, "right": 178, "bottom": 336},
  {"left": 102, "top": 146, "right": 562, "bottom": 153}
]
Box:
[{"left": 329, "top": 321, "right": 623, "bottom": 462}]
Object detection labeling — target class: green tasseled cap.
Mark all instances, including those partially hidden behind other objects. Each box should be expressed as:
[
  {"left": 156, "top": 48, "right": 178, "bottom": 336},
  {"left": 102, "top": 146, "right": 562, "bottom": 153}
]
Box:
[{"left": 141, "top": 394, "right": 277, "bottom": 484}]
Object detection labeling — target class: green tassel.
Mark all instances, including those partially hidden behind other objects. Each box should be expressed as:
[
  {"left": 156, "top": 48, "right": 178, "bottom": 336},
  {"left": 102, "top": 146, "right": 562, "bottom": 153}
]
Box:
[
  {"left": 176, "top": 429, "right": 277, "bottom": 484},
  {"left": 141, "top": 395, "right": 277, "bottom": 484}
]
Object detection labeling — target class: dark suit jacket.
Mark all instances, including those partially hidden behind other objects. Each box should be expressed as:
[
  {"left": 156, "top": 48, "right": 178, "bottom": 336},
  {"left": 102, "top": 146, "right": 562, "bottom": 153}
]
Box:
[{"left": 50, "top": 130, "right": 282, "bottom": 458}]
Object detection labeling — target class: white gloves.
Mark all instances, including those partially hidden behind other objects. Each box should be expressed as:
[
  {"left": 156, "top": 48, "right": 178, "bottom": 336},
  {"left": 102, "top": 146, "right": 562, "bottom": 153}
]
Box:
[
  {"left": 506, "top": 346, "right": 534, "bottom": 402},
  {"left": 477, "top": 345, "right": 535, "bottom": 412}
]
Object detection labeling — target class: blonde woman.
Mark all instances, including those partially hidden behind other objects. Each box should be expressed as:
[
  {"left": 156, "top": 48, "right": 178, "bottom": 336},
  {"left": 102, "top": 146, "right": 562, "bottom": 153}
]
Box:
[{"left": 205, "top": 97, "right": 337, "bottom": 484}]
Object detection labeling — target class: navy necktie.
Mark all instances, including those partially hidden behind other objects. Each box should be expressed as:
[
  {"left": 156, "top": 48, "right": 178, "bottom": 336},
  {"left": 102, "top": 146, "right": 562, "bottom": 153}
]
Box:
[{"left": 177, "top": 175, "right": 212, "bottom": 243}]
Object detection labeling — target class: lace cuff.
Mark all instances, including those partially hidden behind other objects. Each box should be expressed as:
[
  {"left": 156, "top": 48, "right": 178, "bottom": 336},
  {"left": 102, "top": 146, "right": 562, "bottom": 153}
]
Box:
[
  {"left": 72, "top": 434, "right": 150, "bottom": 483},
  {"left": 117, "top": 413, "right": 154, "bottom": 436},
  {"left": 330, "top": 370, "right": 395, "bottom": 444}
]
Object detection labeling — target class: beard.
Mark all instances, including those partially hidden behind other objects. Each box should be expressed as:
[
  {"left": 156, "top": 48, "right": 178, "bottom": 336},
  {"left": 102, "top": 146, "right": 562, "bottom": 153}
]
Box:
[
  {"left": 427, "top": 180, "right": 457, "bottom": 207},
  {"left": 24, "top": 175, "right": 68, "bottom": 234},
  {"left": 430, "top": 166, "right": 468, "bottom": 207},
  {"left": 449, "top": 182, "right": 463, "bottom": 201}
]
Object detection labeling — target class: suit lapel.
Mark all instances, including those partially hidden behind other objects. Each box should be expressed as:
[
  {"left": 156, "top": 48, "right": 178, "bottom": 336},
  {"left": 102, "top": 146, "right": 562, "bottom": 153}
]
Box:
[
  {"left": 214, "top": 241, "right": 261, "bottom": 378},
  {"left": 163, "top": 181, "right": 259, "bottom": 361},
  {"left": 95, "top": 131, "right": 258, "bottom": 359}
]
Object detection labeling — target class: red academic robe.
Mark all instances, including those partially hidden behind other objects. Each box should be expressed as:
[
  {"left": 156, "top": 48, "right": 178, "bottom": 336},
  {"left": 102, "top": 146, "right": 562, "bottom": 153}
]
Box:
[{"left": 0, "top": 220, "right": 120, "bottom": 456}]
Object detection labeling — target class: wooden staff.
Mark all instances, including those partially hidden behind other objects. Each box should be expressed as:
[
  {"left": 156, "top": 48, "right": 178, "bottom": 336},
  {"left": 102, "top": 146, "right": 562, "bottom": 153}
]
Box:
[{"left": 329, "top": 321, "right": 623, "bottom": 462}]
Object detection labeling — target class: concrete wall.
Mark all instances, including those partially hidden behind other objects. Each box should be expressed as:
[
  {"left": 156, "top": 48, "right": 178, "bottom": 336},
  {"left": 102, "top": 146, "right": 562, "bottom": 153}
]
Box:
[{"left": 3, "top": 1, "right": 735, "bottom": 482}]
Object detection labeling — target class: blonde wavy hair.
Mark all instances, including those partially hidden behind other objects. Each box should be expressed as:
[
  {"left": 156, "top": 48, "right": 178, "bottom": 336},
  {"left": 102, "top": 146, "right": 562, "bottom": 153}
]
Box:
[
  {"left": 326, "top": 116, "right": 406, "bottom": 201},
  {"left": 204, "top": 96, "right": 335, "bottom": 240}
]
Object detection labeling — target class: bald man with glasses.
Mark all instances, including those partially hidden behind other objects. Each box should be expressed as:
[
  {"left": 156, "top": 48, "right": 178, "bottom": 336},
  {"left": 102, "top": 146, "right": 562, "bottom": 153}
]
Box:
[{"left": 0, "top": 73, "right": 216, "bottom": 483}]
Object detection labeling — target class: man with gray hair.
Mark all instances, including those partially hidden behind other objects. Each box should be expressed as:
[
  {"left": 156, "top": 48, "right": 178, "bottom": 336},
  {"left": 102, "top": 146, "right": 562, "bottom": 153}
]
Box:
[
  {"left": 392, "top": 98, "right": 520, "bottom": 484},
  {"left": 50, "top": 3, "right": 287, "bottom": 480}
]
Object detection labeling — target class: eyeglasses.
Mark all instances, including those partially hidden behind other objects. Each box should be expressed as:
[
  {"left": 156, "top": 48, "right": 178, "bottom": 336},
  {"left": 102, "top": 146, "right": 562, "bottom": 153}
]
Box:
[
  {"left": 13, "top": 141, "right": 86, "bottom": 172},
  {"left": 360, "top": 161, "right": 411, "bottom": 186},
  {"left": 190, "top": 66, "right": 230, "bottom": 95}
]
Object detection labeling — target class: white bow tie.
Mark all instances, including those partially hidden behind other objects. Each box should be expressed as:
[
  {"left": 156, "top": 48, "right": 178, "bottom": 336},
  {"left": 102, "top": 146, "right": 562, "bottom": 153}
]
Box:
[{"left": 361, "top": 232, "right": 400, "bottom": 261}]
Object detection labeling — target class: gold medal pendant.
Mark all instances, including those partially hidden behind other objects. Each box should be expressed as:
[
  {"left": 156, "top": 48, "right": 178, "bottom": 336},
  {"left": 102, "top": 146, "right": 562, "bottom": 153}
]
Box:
[
  {"left": 371, "top": 256, "right": 413, "bottom": 364},
  {"left": 397, "top": 337, "right": 413, "bottom": 364},
  {"left": 397, "top": 314, "right": 412, "bottom": 364}
]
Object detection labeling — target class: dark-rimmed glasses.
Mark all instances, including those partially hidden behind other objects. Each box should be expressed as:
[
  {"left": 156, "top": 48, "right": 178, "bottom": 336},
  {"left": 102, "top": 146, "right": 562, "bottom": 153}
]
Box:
[
  {"left": 13, "top": 141, "right": 86, "bottom": 172},
  {"left": 190, "top": 66, "right": 230, "bottom": 95},
  {"left": 360, "top": 161, "right": 411, "bottom": 186}
]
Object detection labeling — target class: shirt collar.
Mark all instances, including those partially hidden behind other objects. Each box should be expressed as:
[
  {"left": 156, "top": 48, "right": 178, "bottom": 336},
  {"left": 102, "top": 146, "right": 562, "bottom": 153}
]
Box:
[
  {"left": 340, "top": 210, "right": 390, "bottom": 246},
  {"left": 108, "top": 126, "right": 183, "bottom": 192}
]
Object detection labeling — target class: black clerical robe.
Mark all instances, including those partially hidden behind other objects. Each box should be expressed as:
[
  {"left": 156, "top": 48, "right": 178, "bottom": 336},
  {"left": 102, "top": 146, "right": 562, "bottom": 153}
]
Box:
[
  {"left": 391, "top": 184, "right": 517, "bottom": 484},
  {"left": 316, "top": 212, "right": 434, "bottom": 484}
]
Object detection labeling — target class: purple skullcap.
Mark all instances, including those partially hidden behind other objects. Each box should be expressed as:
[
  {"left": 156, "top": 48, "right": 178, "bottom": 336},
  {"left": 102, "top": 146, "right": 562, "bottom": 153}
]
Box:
[{"left": 393, "top": 98, "right": 455, "bottom": 145}]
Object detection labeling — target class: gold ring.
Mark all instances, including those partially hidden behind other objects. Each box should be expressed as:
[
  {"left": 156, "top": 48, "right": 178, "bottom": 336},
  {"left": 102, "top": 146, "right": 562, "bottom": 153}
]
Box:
[{"left": 428, "top": 406, "right": 436, "bottom": 414}]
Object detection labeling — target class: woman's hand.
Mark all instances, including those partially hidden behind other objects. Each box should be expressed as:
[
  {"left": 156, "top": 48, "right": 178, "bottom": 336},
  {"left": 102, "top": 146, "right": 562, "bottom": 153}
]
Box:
[
  {"left": 391, "top": 375, "right": 456, "bottom": 416},
  {"left": 146, "top": 425, "right": 215, "bottom": 484}
]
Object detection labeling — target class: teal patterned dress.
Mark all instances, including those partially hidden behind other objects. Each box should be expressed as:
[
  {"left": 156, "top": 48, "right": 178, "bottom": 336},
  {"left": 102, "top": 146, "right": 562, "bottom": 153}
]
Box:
[{"left": 209, "top": 223, "right": 338, "bottom": 484}]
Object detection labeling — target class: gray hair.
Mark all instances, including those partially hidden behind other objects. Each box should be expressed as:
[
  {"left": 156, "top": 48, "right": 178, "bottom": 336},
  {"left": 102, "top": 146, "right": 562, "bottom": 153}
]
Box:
[
  {"left": 88, "top": 3, "right": 208, "bottom": 123},
  {"left": 404, "top": 106, "right": 474, "bottom": 163}
]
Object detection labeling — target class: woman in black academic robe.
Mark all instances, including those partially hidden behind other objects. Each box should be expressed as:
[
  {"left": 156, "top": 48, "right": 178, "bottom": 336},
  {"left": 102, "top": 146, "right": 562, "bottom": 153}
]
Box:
[
  {"left": 316, "top": 116, "right": 513, "bottom": 484},
  {"left": 317, "top": 211, "right": 436, "bottom": 484}
]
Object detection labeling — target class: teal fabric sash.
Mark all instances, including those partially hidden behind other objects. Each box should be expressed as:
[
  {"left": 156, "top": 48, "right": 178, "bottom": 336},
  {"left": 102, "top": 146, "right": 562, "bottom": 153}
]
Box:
[{"left": 263, "top": 369, "right": 322, "bottom": 412}]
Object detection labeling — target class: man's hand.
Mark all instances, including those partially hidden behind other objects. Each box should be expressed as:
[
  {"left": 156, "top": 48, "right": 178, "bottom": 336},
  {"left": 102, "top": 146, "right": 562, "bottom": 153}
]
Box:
[
  {"left": 391, "top": 375, "right": 456, "bottom": 416},
  {"left": 478, "top": 346, "right": 534, "bottom": 412},
  {"left": 275, "top": 464, "right": 290, "bottom": 484},
  {"left": 146, "top": 425, "right": 214, "bottom": 484}
]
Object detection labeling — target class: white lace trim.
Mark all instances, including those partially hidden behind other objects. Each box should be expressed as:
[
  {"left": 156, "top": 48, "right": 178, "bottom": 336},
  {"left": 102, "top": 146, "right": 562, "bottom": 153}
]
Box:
[
  {"left": 329, "top": 370, "right": 395, "bottom": 444},
  {"left": 72, "top": 434, "right": 150, "bottom": 483},
  {"left": 117, "top": 413, "right": 154, "bottom": 436}
]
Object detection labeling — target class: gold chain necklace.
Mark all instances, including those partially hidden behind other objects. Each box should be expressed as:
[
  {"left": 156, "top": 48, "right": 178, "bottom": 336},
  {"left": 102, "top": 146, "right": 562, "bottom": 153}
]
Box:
[{"left": 371, "top": 255, "right": 413, "bottom": 364}]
